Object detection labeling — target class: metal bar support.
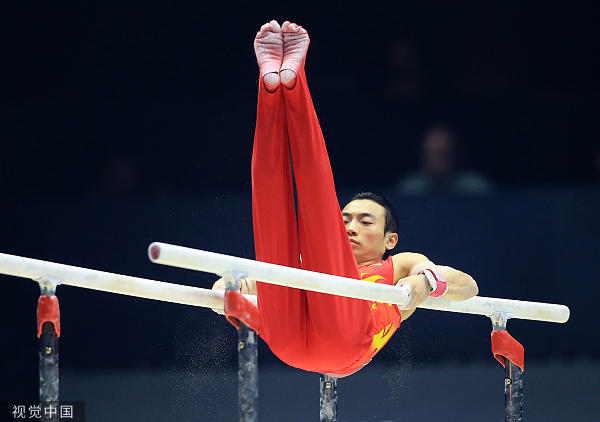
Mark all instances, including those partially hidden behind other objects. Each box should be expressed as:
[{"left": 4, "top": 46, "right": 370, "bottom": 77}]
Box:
[
  {"left": 491, "top": 312, "right": 524, "bottom": 422},
  {"left": 505, "top": 360, "right": 524, "bottom": 422},
  {"left": 37, "top": 276, "right": 61, "bottom": 422},
  {"left": 237, "top": 323, "right": 258, "bottom": 422},
  {"left": 319, "top": 373, "right": 338, "bottom": 421},
  {"left": 223, "top": 271, "right": 259, "bottom": 422},
  {"left": 39, "top": 323, "right": 59, "bottom": 422}
]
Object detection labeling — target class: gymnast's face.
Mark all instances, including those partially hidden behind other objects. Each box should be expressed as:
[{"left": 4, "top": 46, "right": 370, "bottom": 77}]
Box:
[{"left": 342, "top": 200, "right": 398, "bottom": 267}]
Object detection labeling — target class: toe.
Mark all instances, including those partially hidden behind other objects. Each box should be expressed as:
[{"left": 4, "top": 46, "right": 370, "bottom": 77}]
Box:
[
  {"left": 269, "top": 20, "right": 281, "bottom": 32},
  {"left": 257, "top": 22, "right": 270, "bottom": 37},
  {"left": 282, "top": 22, "right": 307, "bottom": 34}
]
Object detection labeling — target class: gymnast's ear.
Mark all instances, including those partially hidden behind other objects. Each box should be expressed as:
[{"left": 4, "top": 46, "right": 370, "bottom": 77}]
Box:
[{"left": 385, "top": 232, "right": 398, "bottom": 250}]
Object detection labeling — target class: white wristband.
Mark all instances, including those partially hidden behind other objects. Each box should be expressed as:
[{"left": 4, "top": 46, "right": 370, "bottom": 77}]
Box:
[
  {"left": 419, "top": 269, "right": 448, "bottom": 297},
  {"left": 410, "top": 261, "right": 436, "bottom": 276}
]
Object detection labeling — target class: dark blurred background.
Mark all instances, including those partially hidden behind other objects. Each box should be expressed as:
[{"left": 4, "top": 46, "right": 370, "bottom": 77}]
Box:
[{"left": 1, "top": 1, "right": 599, "bottom": 421}]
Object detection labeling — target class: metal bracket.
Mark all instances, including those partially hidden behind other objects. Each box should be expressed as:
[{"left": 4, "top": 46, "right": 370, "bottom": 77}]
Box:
[
  {"left": 491, "top": 311, "right": 512, "bottom": 331},
  {"left": 35, "top": 275, "right": 63, "bottom": 296},
  {"left": 222, "top": 270, "right": 248, "bottom": 291},
  {"left": 490, "top": 311, "right": 512, "bottom": 331}
]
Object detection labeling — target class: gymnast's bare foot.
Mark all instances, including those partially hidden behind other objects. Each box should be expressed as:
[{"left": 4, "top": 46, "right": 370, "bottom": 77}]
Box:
[
  {"left": 254, "top": 20, "right": 283, "bottom": 92},
  {"left": 280, "top": 21, "right": 310, "bottom": 89}
]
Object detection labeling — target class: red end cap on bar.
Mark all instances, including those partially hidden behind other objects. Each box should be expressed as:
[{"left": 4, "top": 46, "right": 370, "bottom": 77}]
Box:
[
  {"left": 37, "top": 295, "right": 61, "bottom": 338},
  {"left": 224, "top": 290, "right": 260, "bottom": 333},
  {"left": 150, "top": 245, "right": 161, "bottom": 260},
  {"left": 491, "top": 330, "right": 524, "bottom": 371}
]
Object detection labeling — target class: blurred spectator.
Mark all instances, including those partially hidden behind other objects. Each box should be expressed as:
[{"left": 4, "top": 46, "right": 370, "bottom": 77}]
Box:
[{"left": 396, "top": 124, "right": 493, "bottom": 196}]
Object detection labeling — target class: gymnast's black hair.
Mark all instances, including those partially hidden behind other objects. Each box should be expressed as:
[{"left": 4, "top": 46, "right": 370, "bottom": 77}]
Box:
[{"left": 349, "top": 192, "right": 399, "bottom": 260}]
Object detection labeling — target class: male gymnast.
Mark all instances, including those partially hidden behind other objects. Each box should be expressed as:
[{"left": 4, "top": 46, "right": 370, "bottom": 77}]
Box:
[{"left": 213, "top": 20, "right": 479, "bottom": 377}]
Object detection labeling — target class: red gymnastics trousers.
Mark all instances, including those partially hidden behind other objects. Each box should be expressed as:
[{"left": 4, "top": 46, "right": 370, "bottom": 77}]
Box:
[{"left": 251, "top": 67, "right": 375, "bottom": 375}]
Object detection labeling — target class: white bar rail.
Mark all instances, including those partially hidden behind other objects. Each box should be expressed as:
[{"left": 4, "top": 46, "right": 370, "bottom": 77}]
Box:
[
  {"left": 148, "top": 242, "right": 570, "bottom": 323},
  {"left": 0, "top": 252, "right": 256, "bottom": 308},
  {"left": 0, "top": 247, "right": 570, "bottom": 324},
  {"left": 149, "top": 242, "right": 411, "bottom": 308}
]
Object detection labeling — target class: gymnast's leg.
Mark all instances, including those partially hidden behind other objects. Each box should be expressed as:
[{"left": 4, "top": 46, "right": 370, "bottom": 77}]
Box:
[
  {"left": 280, "top": 21, "right": 373, "bottom": 373},
  {"left": 251, "top": 21, "right": 311, "bottom": 366}
]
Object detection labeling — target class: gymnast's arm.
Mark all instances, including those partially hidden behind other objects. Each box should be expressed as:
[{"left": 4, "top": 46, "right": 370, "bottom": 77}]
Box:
[{"left": 391, "top": 253, "right": 479, "bottom": 318}]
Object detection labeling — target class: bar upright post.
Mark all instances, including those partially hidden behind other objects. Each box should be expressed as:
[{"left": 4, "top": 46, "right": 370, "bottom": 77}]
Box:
[
  {"left": 319, "top": 373, "right": 338, "bottom": 421},
  {"left": 491, "top": 312, "right": 525, "bottom": 422},
  {"left": 504, "top": 360, "right": 524, "bottom": 421},
  {"left": 37, "top": 276, "right": 61, "bottom": 422},
  {"left": 223, "top": 272, "right": 260, "bottom": 422},
  {"left": 237, "top": 323, "right": 258, "bottom": 421}
]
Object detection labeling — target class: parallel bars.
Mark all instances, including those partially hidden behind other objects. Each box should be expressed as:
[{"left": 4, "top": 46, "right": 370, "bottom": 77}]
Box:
[{"left": 1, "top": 243, "right": 571, "bottom": 422}]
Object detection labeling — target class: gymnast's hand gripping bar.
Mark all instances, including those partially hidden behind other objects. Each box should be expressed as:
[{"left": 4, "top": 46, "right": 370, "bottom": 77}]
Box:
[{"left": 148, "top": 242, "right": 570, "bottom": 324}]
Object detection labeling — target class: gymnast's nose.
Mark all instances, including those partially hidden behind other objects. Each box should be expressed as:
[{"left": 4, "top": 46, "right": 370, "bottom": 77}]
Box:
[{"left": 346, "top": 221, "right": 358, "bottom": 236}]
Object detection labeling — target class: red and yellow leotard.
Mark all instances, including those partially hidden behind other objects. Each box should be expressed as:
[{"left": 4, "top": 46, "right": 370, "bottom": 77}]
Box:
[{"left": 363, "top": 256, "right": 402, "bottom": 353}]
